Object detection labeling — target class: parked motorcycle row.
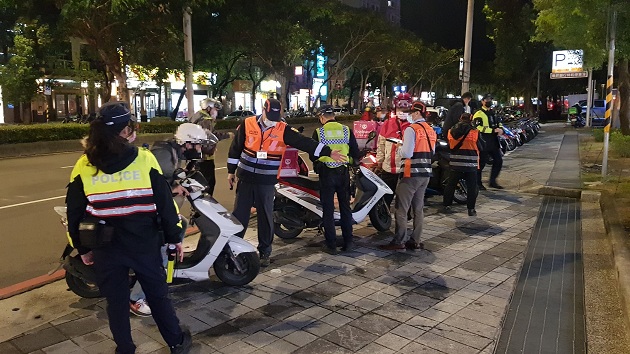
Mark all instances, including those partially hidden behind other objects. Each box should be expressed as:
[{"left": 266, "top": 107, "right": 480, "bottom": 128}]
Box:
[{"left": 494, "top": 113, "right": 541, "bottom": 154}]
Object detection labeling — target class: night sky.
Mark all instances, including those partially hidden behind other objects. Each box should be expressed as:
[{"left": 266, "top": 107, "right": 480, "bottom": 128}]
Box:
[{"left": 400, "top": 0, "right": 495, "bottom": 65}]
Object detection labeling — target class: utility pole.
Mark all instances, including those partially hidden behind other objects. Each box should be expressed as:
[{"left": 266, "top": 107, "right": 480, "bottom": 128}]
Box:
[
  {"left": 586, "top": 68, "right": 592, "bottom": 127},
  {"left": 461, "top": 0, "right": 474, "bottom": 93},
  {"left": 183, "top": 7, "right": 195, "bottom": 121},
  {"left": 536, "top": 70, "right": 541, "bottom": 117},
  {"left": 602, "top": 10, "right": 617, "bottom": 178}
]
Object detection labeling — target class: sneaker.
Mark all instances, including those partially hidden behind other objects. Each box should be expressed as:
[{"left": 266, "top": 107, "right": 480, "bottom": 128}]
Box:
[
  {"left": 260, "top": 254, "right": 271, "bottom": 267},
  {"left": 405, "top": 241, "right": 424, "bottom": 250},
  {"left": 378, "top": 243, "right": 406, "bottom": 250},
  {"left": 438, "top": 206, "right": 453, "bottom": 214},
  {"left": 321, "top": 245, "right": 338, "bottom": 255},
  {"left": 170, "top": 329, "right": 192, "bottom": 354},
  {"left": 468, "top": 209, "right": 477, "bottom": 216},
  {"left": 489, "top": 182, "right": 504, "bottom": 189},
  {"left": 129, "top": 299, "right": 151, "bottom": 317}
]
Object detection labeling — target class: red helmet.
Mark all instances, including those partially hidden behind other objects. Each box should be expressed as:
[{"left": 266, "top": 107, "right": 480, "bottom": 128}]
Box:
[{"left": 393, "top": 93, "right": 413, "bottom": 112}]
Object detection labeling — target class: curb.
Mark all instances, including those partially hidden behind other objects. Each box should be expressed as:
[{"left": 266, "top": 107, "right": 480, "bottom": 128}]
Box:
[
  {"left": 603, "top": 197, "right": 630, "bottom": 339},
  {"left": 0, "top": 226, "right": 201, "bottom": 300},
  {"left": 520, "top": 185, "right": 583, "bottom": 199}
]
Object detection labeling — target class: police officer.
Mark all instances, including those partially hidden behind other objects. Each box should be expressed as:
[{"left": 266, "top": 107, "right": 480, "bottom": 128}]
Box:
[
  {"left": 227, "top": 98, "right": 346, "bottom": 267},
  {"left": 474, "top": 93, "right": 504, "bottom": 190},
  {"left": 65, "top": 102, "right": 191, "bottom": 354},
  {"left": 379, "top": 101, "right": 436, "bottom": 251},
  {"left": 310, "top": 105, "right": 360, "bottom": 254},
  {"left": 189, "top": 98, "right": 234, "bottom": 195}
]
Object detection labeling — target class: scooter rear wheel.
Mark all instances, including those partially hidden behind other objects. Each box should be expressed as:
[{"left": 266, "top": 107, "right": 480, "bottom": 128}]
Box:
[
  {"left": 65, "top": 272, "right": 101, "bottom": 298},
  {"left": 274, "top": 223, "right": 303, "bottom": 239},
  {"left": 453, "top": 179, "right": 468, "bottom": 205},
  {"left": 213, "top": 251, "right": 260, "bottom": 286}
]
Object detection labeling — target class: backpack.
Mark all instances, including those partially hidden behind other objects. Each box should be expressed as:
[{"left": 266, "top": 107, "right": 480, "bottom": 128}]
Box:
[{"left": 150, "top": 140, "right": 180, "bottom": 184}]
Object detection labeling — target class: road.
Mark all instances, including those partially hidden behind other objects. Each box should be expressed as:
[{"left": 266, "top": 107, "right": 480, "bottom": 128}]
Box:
[
  {"left": 0, "top": 125, "right": 321, "bottom": 288},
  {"left": 0, "top": 140, "right": 237, "bottom": 288}
]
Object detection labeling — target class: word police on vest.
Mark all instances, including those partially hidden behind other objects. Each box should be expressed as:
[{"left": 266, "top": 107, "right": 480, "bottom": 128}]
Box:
[{"left": 92, "top": 170, "right": 141, "bottom": 185}]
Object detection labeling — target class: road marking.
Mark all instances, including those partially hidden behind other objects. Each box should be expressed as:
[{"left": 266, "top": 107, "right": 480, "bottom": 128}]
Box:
[
  {"left": 60, "top": 165, "right": 74, "bottom": 169},
  {"left": 0, "top": 195, "right": 66, "bottom": 210}
]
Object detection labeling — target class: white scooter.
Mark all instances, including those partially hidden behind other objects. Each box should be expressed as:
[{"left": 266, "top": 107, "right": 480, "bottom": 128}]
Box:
[
  {"left": 55, "top": 154, "right": 260, "bottom": 299},
  {"left": 273, "top": 133, "right": 393, "bottom": 239}
]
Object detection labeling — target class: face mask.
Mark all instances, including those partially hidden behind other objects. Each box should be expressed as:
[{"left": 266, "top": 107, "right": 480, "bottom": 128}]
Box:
[
  {"left": 397, "top": 112, "right": 409, "bottom": 122},
  {"left": 483, "top": 101, "right": 492, "bottom": 108},
  {"left": 263, "top": 118, "right": 277, "bottom": 128}
]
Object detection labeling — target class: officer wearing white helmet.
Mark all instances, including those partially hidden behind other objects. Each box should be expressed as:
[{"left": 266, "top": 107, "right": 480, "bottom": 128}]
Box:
[{"left": 188, "top": 98, "right": 234, "bottom": 195}]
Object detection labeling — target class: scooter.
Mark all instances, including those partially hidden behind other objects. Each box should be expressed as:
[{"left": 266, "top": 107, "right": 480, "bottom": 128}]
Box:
[
  {"left": 423, "top": 140, "right": 468, "bottom": 204},
  {"left": 54, "top": 158, "right": 260, "bottom": 299},
  {"left": 273, "top": 133, "right": 393, "bottom": 239}
]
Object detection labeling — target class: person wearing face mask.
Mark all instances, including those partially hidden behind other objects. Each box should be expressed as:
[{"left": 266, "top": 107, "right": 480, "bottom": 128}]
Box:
[
  {"left": 473, "top": 93, "right": 504, "bottom": 190},
  {"left": 227, "top": 98, "right": 347, "bottom": 267},
  {"left": 373, "top": 94, "right": 412, "bottom": 210},
  {"left": 189, "top": 98, "right": 234, "bottom": 196},
  {"left": 65, "top": 102, "right": 192, "bottom": 354},
  {"left": 380, "top": 101, "right": 436, "bottom": 251},
  {"left": 309, "top": 105, "right": 360, "bottom": 254}
]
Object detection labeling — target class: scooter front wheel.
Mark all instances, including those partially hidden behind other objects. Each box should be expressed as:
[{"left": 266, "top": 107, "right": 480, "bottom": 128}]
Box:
[
  {"left": 274, "top": 223, "right": 304, "bottom": 239},
  {"left": 213, "top": 251, "right": 260, "bottom": 286},
  {"left": 65, "top": 272, "right": 101, "bottom": 298},
  {"left": 368, "top": 198, "right": 392, "bottom": 232}
]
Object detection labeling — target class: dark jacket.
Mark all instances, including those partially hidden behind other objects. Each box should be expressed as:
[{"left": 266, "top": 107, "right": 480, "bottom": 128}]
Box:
[
  {"left": 66, "top": 146, "right": 182, "bottom": 255},
  {"left": 443, "top": 100, "right": 466, "bottom": 134}
]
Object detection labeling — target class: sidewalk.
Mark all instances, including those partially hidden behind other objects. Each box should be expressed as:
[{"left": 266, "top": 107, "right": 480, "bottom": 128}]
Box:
[{"left": 0, "top": 123, "right": 611, "bottom": 354}]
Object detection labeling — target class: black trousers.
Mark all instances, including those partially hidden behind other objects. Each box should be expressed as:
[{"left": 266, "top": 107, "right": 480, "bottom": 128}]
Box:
[
  {"left": 379, "top": 171, "right": 400, "bottom": 209},
  {"left": 478, "top": 148, "right": 503, "bottom": 185},
  {"left": 319, "top": 167, "right": 353, "bottom": 249},
  {"left": 232, "top": 181, "right": 275, "bottom": 257},
  {"left": 444, "top": 169, "right": 478, "bottom": 210},
  {"left": 92, "top": 247, "right": 183, "bottom": 354},
  {"left": 199, "top": 159, "right": 216, "bottom": 195}
]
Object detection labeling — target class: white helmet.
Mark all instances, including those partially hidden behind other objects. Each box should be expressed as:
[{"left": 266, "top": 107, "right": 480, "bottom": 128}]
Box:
[
  {"left": 200, "top": 98, "right": 222, "bottom": 110},
  {"left": 175, "top": 123, "right": 208, "bottom": 144}
]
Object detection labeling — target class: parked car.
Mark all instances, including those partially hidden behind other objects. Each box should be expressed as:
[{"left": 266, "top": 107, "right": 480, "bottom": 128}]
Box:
[
  {"left": 578, "top": 99, "right": 606, "bottom": 127},
  {"left": 333, "top": 107, "right": 349, "bottom": 116},
  {"left": 224, "top": 110, "right": 255, "bottom": 121}
]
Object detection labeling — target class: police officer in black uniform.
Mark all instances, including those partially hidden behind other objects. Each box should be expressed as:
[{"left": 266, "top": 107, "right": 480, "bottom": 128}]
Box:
[
  {"left": 66, "top": 102, "right": 192, "bottom": 354},
  {"left": 310, "top": 105, "right": 360, "bottom": 254}
]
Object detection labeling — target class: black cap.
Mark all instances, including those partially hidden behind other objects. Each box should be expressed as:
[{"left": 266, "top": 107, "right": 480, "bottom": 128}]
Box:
[
  {"left": 317, "top": 105, "right": 334, "bottom": 115},
  {"left": 98, "top": 101, "right": 133, "bottom": 130},
  {"left": 482, "top": 93, "right": 493, "bottom": 101},
  {"left": 263, "top": 98, "right": 282, "bottom": 121}
]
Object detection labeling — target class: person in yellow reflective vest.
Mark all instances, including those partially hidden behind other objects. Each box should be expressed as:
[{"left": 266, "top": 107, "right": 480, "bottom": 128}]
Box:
[
  {"left": 310, "top": 105, "right": 360, "bottom": 254},
  {"left": 65, "top": 102, "right": 192, "bottom": 354},
  {"left": 473, "top": 93, "right": 505, "bottom": 190}
]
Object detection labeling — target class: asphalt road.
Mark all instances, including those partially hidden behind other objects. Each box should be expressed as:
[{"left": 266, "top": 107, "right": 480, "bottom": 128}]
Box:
[
  {"left": 0, "top": 124, "right": 322, "bottom": 288},
  {"left": 0, "top": 140, "right": 236, "bottom": 288}
]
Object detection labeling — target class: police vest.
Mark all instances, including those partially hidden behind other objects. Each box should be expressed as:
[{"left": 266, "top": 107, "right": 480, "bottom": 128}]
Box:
[
  {"left": 71, "top": 149, "right": 160, "bottom": 218},
  {"left": 474, "top": 107, "right": 502, "bottom": 134},
  {"left": 448, "top": 128, "right": 480, "bottom": 172},
  {"left": 316, "top": 122, "right": 350, "bottom": 168},
  {"left": 237, "top": 116, "right": 287, "bottom": 177},
  {"left": 402, "top": 122, "right": 437, "bottom": 178}
]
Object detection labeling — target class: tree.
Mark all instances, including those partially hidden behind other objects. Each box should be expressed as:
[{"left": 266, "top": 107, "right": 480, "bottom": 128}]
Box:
[{"left": 533, "top": 0, "right": 630, "bottom": 134}]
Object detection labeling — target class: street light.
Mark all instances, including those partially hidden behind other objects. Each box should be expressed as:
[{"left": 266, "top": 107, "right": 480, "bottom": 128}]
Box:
[{"left": 461, "top": 0, "right": 474, "bottom": 93}]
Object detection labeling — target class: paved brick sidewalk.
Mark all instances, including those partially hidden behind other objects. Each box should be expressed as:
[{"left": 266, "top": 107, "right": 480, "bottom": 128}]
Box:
[{"left": 0, "top": 124, "right": 568, "bottom": 354}]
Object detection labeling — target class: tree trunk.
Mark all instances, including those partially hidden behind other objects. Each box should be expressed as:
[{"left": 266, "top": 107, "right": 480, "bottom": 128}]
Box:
[{"left": 618, "top": 59, "right": 630, "bottom": 135}]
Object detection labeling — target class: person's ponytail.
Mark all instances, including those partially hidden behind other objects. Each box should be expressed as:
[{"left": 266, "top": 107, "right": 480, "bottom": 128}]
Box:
[{"left": 84, "top": 119, "right": 129, "bottom": 174}]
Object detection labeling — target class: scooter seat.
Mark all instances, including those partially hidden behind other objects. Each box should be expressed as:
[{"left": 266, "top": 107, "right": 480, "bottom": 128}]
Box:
[{"left": 280, "top": 175, "right": 321, "bottom": 192}]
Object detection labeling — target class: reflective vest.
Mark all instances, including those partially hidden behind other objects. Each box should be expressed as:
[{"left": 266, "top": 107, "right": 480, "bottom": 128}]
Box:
[
  {"left": 474, "top": 107, "right": 502, "bottom": 134},
  {"left": 316, "top": 122, "right": 350, "bottom": 168},
  {"left": 448, "top": 128, "right": 480, "bottom": 172},
  {"left": 71, "top": 149, "right": 160, "bottom": 218},
  {"left": 237, "top": 116, "right": 287, "bottom": 176},
  {"left": 403, "top": 122, "right": 437, "bottom": 178}
]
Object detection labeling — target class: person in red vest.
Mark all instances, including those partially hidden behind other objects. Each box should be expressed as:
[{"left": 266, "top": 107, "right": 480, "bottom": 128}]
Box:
[
  {"left": 226, "top": 99, "right": 346, "bottom": 267},
  {"left": 360, "top": 106, "right": 374, "bottom": 121},
  {"left": 373, "top": 94, "right": 412, "bottom": 210},
  {"left": 379, "top": 101, "right": 436, "bottom": 251},
  {"left": 441, "top": 113, "right": 485, "bottom": 216}
]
